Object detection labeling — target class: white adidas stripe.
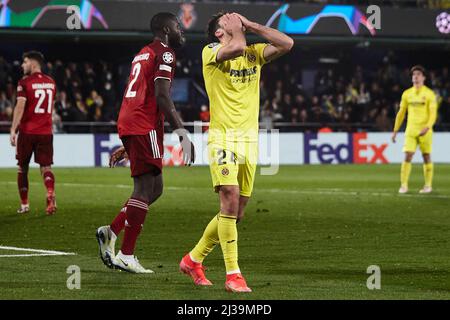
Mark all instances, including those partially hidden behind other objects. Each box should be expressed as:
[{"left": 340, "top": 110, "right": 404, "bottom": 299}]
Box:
[
  {"left": 148, "top": 131, "right": 156, "bottom": 158},
  {"left": 153, "top": 130, "right": 161, "bottom": 158},
  {"left": 127, "top": 199, "right": 148, "bottom": 210},
  {"left": 149, "top": 130, "right": 160, "bottom": 158},
  {"left": 128, "top": 199, "right": 148, "bottom": 207}
]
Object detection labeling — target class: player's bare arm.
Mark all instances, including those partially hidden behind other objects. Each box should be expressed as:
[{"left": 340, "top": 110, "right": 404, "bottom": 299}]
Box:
[
  {"left": 155, "top": 78, "right": 195, "bottom": 165},
  {"left": 9, "top": 98, "right": 26, "bottom": 146},
  {"left": 233, "top": 13, "right": 293, "bottom": 61},
  {"left": 216, "top": 14, "right": 247, "bottom": 63}
]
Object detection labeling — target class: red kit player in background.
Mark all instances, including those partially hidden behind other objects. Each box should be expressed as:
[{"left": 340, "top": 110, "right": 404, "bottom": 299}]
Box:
[
  {"left": 9, "top": 51, "right": 57, "bottom": 215},
  {"left": 96, "top": 12, "right": 195, "bottom": 273}
]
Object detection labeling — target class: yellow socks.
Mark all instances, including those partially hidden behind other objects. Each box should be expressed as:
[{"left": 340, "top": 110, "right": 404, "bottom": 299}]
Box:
[
  {"left": 400, "top": 161, "right": 412, "bottom": 188},
  {"left": 189, "top": 212, "right": 240, "bottom": 274},
  {"left": 190, "top": 213, "right": 220, "bottom": 263},
  {"left": 218, "top": 213, "right": 240, "bottom": 274},
  {"left": 423, "top": 163, "right": 433, "bottom": 187}
]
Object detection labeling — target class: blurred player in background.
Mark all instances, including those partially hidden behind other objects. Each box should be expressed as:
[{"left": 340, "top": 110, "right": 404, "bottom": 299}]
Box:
[
  {"left": 9, "top": 51, "right": 57, "bottom": 215},
  {"left": 96, "top": 12, "right": 195, "bottom": 274},
  {"left": 392, "top": 65, "right": 437, "bottom": 194},
  {"left": 179, "top": 12, "right": 293, "bottom": 292}
]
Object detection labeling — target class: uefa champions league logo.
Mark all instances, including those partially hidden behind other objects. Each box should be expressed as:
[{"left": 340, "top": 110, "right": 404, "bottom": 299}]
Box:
[
  {"left": 436, "top": 12, "right": 450, "bottom": 34},
  {"left": 163, "top": 52, "right": 174, "bottom": 64}
]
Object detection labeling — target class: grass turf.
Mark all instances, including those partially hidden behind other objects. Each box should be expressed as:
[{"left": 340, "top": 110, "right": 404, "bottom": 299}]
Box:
[{"left": 0, "top": 164, "right": 449, "bottom": 300}]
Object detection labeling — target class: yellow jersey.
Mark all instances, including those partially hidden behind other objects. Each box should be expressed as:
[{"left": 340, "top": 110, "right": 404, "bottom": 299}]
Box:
[
  {"left": 202, "top": 42, "right": 269, "bottom": 145},
  {"left": 394, "top": 85, "right": 437, "bottom": 137}
]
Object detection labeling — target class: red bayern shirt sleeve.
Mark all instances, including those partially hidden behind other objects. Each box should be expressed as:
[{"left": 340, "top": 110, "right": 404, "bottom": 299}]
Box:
[
  {"left": 16, "top": 79, "right": 27, "bottom": 100},
  {"left": 154, "top": 49, "right": 176, "bottom": 82}
]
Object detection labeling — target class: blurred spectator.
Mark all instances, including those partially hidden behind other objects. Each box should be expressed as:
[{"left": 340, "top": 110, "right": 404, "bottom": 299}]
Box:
[
  {"left": 0, "top": 91, "right": 12, "bottom": 117},
  {"left": 86, "top": 90, "right": 104, "bottom": 121},
  {"left": 375, "top": 107, "right": 393, "bottom": 131},
  {"left": 199, "top": 104, "right": 210, "bottom": 132}
]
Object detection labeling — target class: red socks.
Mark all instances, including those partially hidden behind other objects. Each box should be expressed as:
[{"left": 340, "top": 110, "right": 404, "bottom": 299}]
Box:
[
  {"left": 121, "top": 198, "right": 149, "bottom": 255},
  {"left": 110, "top": 202, "right": 128, "bottom": 236},
  {"left": 17, "top": 170, "right": 29, "bottom": 205},
  {"left": 43, "top": 171, "right": 55, "bottom": 194}
]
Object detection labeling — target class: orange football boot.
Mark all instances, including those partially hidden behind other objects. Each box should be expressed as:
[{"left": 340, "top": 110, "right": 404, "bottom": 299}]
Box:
[
  {"left": 225, "top": 273, "right": 252, "bottom": 293},
  {"left": 179, "top": 254, "right": 212, "bottom": 286}
]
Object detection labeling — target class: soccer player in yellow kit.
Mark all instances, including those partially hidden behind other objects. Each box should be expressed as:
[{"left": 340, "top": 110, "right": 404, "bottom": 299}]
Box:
[
  {"left": 179, "top": 12, "right": 293, "bottom": 292},
  {"left": 392, "top": 65, "right": 438, "bottom": 194}
]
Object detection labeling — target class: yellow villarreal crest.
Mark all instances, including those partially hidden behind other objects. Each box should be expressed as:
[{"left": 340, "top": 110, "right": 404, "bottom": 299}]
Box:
[{"left": 246, "top": 52, "right": 256, "bottom": 63}]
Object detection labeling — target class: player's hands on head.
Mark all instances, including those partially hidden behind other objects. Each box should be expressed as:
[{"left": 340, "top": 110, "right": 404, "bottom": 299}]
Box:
[
  {"left": 222, "top": 13, "right": 243, "bottom": 35},
  {"left": 419, "top": 127, "right": 430, "bottom": 136},
  {"left": 231, "top": 13, "right": 253, "bottom": 32},
  {"left": 109, "top": 146, "right": 128, "bottom": 168}
]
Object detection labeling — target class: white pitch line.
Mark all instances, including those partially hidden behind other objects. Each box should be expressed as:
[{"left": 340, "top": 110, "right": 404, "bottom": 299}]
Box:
[
  {"left": 2, "top": 181, "right": 450, "bottom": 199},
  {"left": 0, "top": 254, "right": 74, "bottom": 258},
  {"left": 0, "top": 245, "right": 76, "bottom": 258}
]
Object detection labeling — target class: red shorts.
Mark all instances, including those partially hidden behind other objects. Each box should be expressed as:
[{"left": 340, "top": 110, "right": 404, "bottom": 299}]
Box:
[
  {"left": 121, "top": 131, "right": 163, "bottom": 177},
  {"left": 16, "top": 132, "right": 53, "bottom": 166}
]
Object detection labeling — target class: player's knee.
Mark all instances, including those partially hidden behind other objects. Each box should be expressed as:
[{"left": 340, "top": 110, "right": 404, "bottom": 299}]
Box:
[
  {"left": 220, "top": 186, "right": 240, "bottom": 214},
  {"left": 405, "top": 153, "right": 414, "bottom": 162},
  {"left": 149, "top": 185, "right": 163, "bottom": 204},
  {"left": 18, "top": 165, "right": 28, "bottom": 174},
  {"left": 40, "top": 166, "right": 51, "bottom": 175}
]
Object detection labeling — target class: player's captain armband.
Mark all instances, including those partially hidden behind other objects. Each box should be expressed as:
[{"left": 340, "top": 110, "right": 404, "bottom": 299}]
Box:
[
  {"left": 159, "top": 65, "right": 172, "bottom": 72},
  {"left": 203, "top": 43, "right": 221, "bottom": 66}
]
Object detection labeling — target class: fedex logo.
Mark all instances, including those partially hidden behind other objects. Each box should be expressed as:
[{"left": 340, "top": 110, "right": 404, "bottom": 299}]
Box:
[
  {"left": 304, "top": 133, "right": 388, "bottom": 164},
  {"left": 94, "top": 134, "right": 122, "bottom": 167}
]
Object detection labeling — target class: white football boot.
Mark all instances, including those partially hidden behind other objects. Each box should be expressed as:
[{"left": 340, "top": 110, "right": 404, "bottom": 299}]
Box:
[
  {"left": 398, "top": 186, "right": 408, "bottom": 194},
  {"left": 112, "top": 251, "right": 154, "bottom": 274},
  {"left": 17, "top": 203, "right": 30, "bottom": 214},
  {"left": 419, "top": 186, "right": 432, "bottom": 194},
  {"left": 96, "top": 226, "right": 117, "bottom": 268}
]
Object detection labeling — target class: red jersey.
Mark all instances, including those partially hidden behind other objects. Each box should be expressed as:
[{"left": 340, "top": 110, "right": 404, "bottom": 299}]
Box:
[
  {"left": 117, "top": 41, "right": 176, "bottom": 138},
  {"left": 16, "top": 72, "right": 56, "bottom": 135}
]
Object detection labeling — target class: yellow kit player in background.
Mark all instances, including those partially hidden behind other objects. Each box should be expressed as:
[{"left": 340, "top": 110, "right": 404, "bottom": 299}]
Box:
[
  {"left": 392, "top": 65, "right": 438, "bottom": 194},
  {"left": 179, "top": 12, "right": 293, "bottom": 292}
]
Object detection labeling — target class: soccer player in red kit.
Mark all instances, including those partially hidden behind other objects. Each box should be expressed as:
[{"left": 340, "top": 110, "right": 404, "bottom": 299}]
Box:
[
  {"left": 96, "top": 12, "right": 195, "bottom": 273},
  {"left": 9, "top": 51, "right": 57, "bottom": 215}
]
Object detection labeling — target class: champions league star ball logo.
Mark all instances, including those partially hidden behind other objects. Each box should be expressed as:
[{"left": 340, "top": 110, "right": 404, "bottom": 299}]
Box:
[
  {"left": 162, "top": 52, "right": 174, "bottom": 64},
  {"left": 436, "top": 12, "right": 450, "bottom": 34}
]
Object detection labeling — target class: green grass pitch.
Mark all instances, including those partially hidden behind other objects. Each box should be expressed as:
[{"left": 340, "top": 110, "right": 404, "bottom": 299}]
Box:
[{"left": 0, "top": 165, "right": 449, "bottom": 299}]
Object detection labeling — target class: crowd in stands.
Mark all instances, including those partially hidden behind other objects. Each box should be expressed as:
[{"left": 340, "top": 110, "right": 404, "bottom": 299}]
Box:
[
  {"left": 258, "top": 55, "right": 450, "bottom": 131},
  {"left": 1, "top": 50, "right": 449, "bottom": 133}
]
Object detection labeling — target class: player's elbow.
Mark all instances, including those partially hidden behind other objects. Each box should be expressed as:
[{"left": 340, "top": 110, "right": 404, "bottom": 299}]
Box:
[
  {"left": 280, "top": 37, "right": 294, "bottom": 53},
  {"left": 230, "top": 43, "right": 246, "bottom": 57}
]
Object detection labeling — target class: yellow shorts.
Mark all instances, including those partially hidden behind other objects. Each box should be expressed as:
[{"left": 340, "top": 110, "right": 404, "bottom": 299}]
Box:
[
  {"left": 403, "top": 130, "right": 432, "bottom": 154},
  {"left": 208, "top": 143, "right": 257, "bottom": 197}
]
